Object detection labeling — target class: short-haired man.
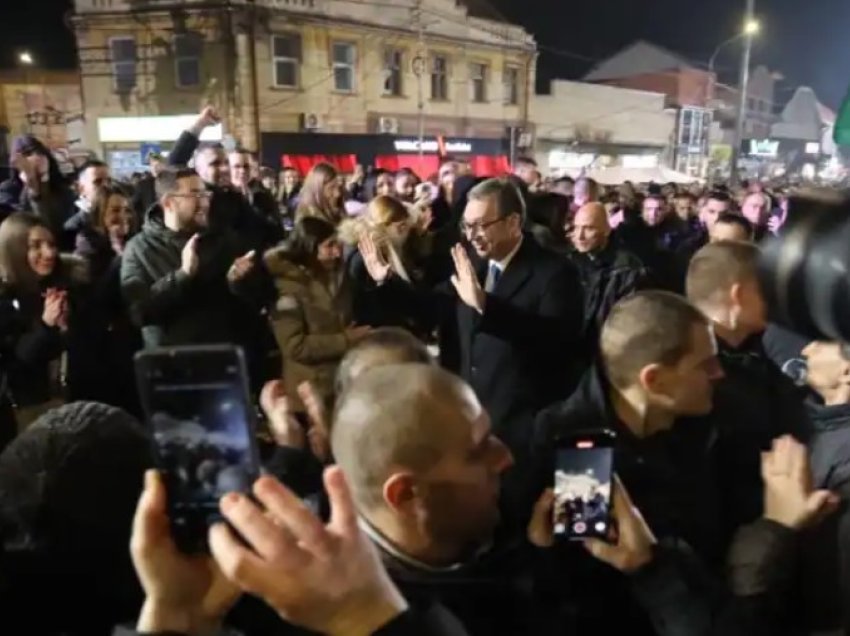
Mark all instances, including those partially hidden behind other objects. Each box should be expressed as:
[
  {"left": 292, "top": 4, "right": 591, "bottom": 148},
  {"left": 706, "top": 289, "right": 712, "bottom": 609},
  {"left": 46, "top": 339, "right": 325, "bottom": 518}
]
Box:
[
  {"left": 534, "top": 291, "right": 726, "bottom": 632},
  {"left": 709, "top": 212, "right": 753, "bottom": 243},
  {"left": 512, "top": 156, "right": 538, "bottom": 186},
  {"left": 169, "top": 108, "right": 282, "bottom": 249},
  {"left": 572, "top": 177, "right": 599, "bottom": 208},
  {"left": 741, "top": 192, "right": 772, "bottom": 241},
  {"left": 359, "top": 177, "right": 584, "bottom": 471},
  {"left": 569, "top": 202, "right": 648, "bottom": 344},
  {"left": 227, "top": 148, "right": 283, "bottom": 243},
  {"left": 686, "top": 241, "right": 810, "bottom": 540},
  {"left": 550, "top": 176, "right": 574, "bottom": 198},
  {"left": 64, "top": 159, "right": 110, "bottom": 245},
  {"left": 121, "top": 168, "right": 263, "bottom": 357},
  {"left": 332, "top": 363, "right": 536, "bottom": 635},
  {"left": 132, "top": 152, "right": 167, "bottom": 223}
]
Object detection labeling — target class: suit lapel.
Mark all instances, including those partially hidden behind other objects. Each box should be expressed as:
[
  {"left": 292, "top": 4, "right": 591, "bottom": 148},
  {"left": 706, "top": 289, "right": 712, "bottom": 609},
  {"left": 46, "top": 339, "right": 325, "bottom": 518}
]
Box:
[{"left": 492, "top": 238, "right": 533, "bottom": 300}]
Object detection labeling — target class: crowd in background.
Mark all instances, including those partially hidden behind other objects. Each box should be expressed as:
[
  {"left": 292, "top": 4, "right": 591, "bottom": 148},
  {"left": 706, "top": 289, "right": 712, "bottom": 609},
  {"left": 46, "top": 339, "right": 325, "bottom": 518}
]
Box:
[{"left": 0, "top": 105, "right": 849, "bottom": 636}]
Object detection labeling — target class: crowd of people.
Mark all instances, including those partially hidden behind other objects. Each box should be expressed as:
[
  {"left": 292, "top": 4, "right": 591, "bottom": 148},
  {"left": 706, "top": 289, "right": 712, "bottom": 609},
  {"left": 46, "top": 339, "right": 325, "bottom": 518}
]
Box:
[{"left": 0, "top": 105, "right": 848, "bottom": 636}]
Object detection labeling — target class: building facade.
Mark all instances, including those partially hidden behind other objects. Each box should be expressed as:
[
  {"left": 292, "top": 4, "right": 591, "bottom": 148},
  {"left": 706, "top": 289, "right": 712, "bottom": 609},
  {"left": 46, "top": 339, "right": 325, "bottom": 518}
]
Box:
[
  {"left": 72, "top": 0, "right": 536, "bottom": 177},
  {"left": 0, "top": 70, "right": 87, "bottom": 176},
  {"left": 529, "top": 79, "right": 674, "bottom": 175}
]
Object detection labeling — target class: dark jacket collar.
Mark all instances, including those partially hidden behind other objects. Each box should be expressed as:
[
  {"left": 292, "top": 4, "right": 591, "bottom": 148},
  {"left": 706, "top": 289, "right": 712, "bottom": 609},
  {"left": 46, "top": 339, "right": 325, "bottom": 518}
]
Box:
[{"left": 807, "top": 400, "right": 850, "bottom": 432}]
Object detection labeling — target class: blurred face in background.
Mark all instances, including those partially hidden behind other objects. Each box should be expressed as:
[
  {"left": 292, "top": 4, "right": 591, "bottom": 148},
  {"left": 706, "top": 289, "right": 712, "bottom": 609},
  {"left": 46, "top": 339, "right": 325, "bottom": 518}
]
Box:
[
  {"left": 375, "top": 172, "right": 394, "bottom": 199},
  {"left": 316, "top": 236, "right": 342, "bottom": 270},
  {"left": 79, "top": 165, "right": 110, "bottom": 203},
  {"left": 395, "top": 173, "right": 417, "bottom": 202},
  {"left": 323, "top": 176, "right": 344, "bottom": 209},
  {"left": 573, "top": 178, "right": 598, "bottom": 206},
  {"left": 742, "top": 193, "right": 770, "bottom": 227},
  {"left": 149, "top": 158, "right": 166, "bottom": 178},
  {"left": 228, "top": 152, "right": 251, "bottom": 190},
  {"left": 282, "top": 169, "right": 300, "bottom": 191},
  {"left": 571, "top": 203, "right": 610, "bottom": 253},
  {"left": 439, "top": 162, "right": 459, "bottom": 197},
  {"left": 514, "top": 161, "right": 538, "bottom": 186},
  {"left": 642, "top": 197, "right": 667, "bottom": 227},
  {"left": 195, "top": 147, "right": 227, "bottom": 187},
  {"left": 27, "top": 225, "right": 57, "bottom": 278},
  {"left": 102, "top": 193, "right": 134, "bottom": 242},
  {"left": 700, "top": 197, "right": 731, "bottom": 230},
  {"left": 674, "top": 196, "right": 696, "bottom": 221}
]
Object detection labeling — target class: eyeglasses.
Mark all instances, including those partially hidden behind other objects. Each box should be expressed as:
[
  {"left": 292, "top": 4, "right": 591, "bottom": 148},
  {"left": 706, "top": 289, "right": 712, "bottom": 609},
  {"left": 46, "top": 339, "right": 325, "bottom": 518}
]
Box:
[
  {"left": 173, "top": 191, "right": 212, "bottom": 201},
  {"left": 459, "top": 216, "right": 507, "bottom": 236}
]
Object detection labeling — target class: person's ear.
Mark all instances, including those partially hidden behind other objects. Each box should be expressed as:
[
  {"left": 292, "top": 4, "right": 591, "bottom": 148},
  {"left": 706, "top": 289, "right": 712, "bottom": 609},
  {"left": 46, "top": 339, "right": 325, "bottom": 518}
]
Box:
[
  {"left": 637, "top": 363, "right": 663, "bottom": 394},
  {"left": 383, "top": 472, "right": 417, "bottom": 512},
  {"left": 729, "top": 282, "right": 745, "bottom": 310}
]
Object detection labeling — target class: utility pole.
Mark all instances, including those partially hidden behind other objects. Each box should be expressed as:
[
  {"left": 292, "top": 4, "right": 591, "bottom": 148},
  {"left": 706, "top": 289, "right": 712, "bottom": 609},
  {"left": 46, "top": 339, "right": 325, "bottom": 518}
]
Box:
[
  {"left": 412, "top": 0, "right": 426, "bottom": 163},
  {"left": 730, "top": 0, "right": 756, "bottom": 187}
]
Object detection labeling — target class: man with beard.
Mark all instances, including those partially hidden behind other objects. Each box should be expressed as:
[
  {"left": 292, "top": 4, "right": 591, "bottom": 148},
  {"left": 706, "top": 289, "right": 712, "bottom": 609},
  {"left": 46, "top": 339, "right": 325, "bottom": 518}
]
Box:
[{"left": 120, "top": 168, "right": 261, "bottom": 354}]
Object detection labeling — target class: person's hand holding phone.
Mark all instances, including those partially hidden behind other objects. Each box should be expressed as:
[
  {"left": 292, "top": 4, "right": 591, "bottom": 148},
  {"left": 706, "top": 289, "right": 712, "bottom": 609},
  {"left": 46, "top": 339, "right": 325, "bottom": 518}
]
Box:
[
  {"left": 131, "top": 470, "right": 240, "bottom": 634},
  {"left": 528, "top": 488, "right": 556, "bottom": 548},
  {"left": 209, "top": 468, "right": 408, "bottom": 636},
  {"left": 583, "top": 477, "right": 656, "bottom": 574}
]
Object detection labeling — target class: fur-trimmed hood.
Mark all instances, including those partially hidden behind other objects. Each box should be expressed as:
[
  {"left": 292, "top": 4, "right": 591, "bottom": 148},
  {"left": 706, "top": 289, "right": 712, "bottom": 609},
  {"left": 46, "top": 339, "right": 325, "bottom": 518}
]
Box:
[{"left": 263, "top": 245, "right": 312, "bottom": 283}]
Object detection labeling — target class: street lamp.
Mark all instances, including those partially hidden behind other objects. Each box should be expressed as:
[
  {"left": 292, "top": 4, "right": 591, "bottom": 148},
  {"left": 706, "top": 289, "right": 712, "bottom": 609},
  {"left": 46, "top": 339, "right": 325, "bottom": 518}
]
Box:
[
  {"left": 708, "top": 20, "right": 761, "bottom": 74},
  {"left": 730, "top": 0, "right": 758, "bottom": 187},
  {"left": 744, "top": 19, "right": 760, "bottom": 35},
  {"left": 18, "top": 51, "right": 34, "bottom": 66}
]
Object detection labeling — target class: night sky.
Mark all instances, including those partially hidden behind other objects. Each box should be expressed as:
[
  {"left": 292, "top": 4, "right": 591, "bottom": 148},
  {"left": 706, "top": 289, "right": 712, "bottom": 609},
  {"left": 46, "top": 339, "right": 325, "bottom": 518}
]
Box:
[{"left": 4, "top": 0, "right": 849, "bottom": 109}]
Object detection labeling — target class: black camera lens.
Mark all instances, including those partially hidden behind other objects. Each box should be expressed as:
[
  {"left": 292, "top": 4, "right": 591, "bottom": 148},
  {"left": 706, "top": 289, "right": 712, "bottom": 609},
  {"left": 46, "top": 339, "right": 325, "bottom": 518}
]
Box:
[{"left": 759, "top": 190, "right": 850, "bottom": 342}]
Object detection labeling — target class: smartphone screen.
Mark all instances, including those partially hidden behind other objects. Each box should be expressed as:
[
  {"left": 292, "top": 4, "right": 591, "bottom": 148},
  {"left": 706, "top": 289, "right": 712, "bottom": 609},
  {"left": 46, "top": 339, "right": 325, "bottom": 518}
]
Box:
[
  {"left": 553, "top": 431, "right": 615, "bottom": 541},
  {"left": 136, "top": 345, "right": 261, "bottom": 552}
]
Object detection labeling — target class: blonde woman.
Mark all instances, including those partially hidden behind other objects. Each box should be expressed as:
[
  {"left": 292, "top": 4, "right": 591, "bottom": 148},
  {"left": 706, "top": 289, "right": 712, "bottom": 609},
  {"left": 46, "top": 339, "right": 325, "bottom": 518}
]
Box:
[
  {"left": 294, "top": 162, "right": 345, "bottom": 226},
  {"left": 344, "top": 195, "right": 432, "bottom": 337}
]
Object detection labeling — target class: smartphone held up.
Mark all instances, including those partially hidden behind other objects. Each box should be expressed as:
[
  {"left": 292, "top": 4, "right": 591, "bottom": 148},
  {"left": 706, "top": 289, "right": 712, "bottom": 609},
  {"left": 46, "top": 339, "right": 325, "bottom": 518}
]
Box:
[
  {"left": 135, "top": 345, "right": 262, "bottom": 553},
  {"left": 553, "top": 430, "right": 616, "bottom": 541}
]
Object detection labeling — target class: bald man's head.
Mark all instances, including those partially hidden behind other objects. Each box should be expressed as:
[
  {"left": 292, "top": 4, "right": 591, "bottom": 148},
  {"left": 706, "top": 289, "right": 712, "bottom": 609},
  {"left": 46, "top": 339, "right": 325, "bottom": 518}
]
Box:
[
  {"left": 572, "top": 202, "right": 611, "bottom": 253},
  {"left": 334, "top": 328, "right": 433, "bottom": 398},
  {"left": 332, "top": 364, "right": 512, "bottom": 564}
]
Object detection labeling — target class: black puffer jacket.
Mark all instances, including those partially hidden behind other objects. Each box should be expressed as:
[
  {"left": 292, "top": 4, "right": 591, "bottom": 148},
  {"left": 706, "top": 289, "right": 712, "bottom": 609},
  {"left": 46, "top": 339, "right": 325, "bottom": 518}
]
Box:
[
  {"left": 120, "top": 205, "right": 263, "bottom": 349},
  {"left": 568, "top": 243, "right": 648, "bottom": 347}
]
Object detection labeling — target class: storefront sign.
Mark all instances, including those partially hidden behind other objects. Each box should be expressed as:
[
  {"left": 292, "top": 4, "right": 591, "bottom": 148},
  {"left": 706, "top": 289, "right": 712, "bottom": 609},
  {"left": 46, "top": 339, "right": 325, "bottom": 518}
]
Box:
[
  {"left": 98, "top": 115, "right": 223, "bottom": 143},
  {"left": 747, "top": 139, "right": 779, "bottom": 158},
  {"left": 548, "top": 150, "right": 595, "bottom": 170},
  {"left": 621, "top": 154, "right": 659, "bottom": 169},
  {"left": 393, "top": 138, "right": 473, "bottom": 154}
]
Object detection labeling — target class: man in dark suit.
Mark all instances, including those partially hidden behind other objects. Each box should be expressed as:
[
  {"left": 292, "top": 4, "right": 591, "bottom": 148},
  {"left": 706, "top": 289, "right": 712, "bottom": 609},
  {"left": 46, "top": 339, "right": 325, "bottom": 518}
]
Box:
[{"left": 359, "top": 177, "right": 584, "bottom": 469}]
